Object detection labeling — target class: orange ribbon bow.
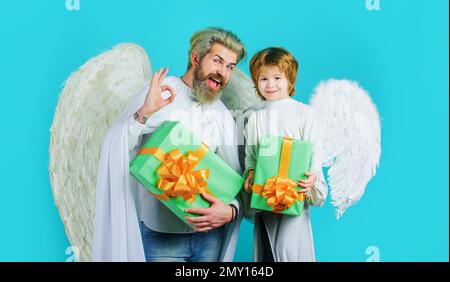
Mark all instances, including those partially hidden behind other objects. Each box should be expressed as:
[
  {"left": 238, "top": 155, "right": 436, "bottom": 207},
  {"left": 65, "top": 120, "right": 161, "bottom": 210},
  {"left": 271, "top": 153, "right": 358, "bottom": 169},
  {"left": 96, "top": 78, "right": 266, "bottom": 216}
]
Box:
[{"left": 138, "top": 144, "right": 214, "bottom": 204}]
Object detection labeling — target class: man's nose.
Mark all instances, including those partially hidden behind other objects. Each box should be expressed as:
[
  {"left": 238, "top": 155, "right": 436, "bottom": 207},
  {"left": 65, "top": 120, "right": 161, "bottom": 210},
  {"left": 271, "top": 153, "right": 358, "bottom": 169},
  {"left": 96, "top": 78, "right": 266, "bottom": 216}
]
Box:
[{"left": 217, "top": 65, "right": 227, "bottom": 77}]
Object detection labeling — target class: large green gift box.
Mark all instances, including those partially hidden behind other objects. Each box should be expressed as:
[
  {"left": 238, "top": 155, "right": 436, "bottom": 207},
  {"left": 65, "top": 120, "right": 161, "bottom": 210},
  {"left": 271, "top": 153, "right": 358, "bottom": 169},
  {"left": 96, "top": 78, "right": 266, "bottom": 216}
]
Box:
[
  {"left": 251, "top": 136, "right": 312, "bottom": 216},
  {"left": 129, "top": 121, "right": 244, "bottom": 227}
]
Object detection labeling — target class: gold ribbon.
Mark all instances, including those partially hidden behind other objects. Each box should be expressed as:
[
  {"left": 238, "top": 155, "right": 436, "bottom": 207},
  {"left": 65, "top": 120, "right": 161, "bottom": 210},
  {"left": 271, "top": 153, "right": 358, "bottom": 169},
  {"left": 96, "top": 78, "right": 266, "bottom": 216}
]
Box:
[
  {"left": 252, "top": 137, "right": 306, "bottom": 213},
  {"left": 138, "top": 144, "right": 214, "bottom": 204}
]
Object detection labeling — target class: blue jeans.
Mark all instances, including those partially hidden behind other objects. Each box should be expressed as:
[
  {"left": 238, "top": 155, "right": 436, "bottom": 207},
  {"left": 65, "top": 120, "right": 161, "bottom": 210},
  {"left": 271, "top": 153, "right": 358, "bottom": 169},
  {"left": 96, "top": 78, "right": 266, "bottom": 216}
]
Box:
[{"left": 139, "top": 221, "right": 224, "bottom": 262}]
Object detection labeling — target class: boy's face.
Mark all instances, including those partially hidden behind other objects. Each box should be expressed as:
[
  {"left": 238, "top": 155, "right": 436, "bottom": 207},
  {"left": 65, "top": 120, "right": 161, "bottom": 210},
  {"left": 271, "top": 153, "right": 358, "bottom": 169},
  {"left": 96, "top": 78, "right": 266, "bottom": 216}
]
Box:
[{"left": 257, "top": 65, "right": 290, "bottom": 101}]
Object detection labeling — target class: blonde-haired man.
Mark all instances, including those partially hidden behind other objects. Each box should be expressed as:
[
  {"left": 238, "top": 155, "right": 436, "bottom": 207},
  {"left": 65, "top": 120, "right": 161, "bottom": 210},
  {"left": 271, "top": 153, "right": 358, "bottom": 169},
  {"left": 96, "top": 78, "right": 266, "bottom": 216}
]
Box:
[{"left": 93, "top": 27, "right": 247, "bottom": 262}]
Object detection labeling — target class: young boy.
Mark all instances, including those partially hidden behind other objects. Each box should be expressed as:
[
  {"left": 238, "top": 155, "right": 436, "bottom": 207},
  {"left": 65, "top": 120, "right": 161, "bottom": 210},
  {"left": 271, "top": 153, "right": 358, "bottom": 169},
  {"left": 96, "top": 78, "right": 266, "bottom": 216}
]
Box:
[{"left": 244, "top": 47, "right": 328, "bottom": 262}]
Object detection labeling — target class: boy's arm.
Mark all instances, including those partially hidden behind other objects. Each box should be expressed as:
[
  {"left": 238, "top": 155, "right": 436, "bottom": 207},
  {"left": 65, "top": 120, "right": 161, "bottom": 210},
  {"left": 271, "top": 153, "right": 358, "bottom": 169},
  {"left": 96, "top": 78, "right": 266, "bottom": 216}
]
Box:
[
  {"left": 243, "top": 113, "right": 258, "bottom": 179},
  {"left": 302, "top": 107, "right": 328, "bottom": 207}
]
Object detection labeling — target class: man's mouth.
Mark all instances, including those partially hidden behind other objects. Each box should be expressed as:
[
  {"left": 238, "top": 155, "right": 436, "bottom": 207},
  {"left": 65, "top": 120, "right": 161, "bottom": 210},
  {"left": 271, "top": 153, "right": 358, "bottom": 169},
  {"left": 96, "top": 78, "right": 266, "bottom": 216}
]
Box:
[{"left": 206, "top": 77, "right": 223, "bottom": 91}]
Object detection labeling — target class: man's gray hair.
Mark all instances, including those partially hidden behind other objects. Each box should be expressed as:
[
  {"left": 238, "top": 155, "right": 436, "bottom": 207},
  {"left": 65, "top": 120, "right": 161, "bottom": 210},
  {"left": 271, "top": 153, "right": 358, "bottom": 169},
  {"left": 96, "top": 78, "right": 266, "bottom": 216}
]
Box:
[{"left": 187, "top": 27, "right": 246, "bottom": 70}]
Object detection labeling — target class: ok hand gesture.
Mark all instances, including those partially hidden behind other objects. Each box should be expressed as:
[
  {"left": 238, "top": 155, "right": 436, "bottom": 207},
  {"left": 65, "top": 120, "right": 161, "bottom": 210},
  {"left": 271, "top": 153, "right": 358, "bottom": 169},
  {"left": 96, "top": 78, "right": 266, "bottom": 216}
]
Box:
[{"left": 140, "top": 67, "right": 176, "bottom": 116}]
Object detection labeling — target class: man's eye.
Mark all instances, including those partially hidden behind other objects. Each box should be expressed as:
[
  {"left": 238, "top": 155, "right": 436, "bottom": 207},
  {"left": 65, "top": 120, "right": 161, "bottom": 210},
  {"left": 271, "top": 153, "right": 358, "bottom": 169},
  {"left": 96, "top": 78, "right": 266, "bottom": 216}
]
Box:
[
  {"left": 213, "top": 59, "right": 220, "bottom": 64},
  {"left": 227, "top": 65, "right": 235, "bottom": 71}
]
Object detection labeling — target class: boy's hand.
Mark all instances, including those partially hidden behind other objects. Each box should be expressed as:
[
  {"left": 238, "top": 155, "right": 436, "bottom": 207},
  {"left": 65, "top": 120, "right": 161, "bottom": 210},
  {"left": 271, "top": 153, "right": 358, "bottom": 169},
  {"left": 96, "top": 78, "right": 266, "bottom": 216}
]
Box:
[
  {"left": 244, "top": 169, "right": 255, "bottom": 193},
  {"left": 297, "top": 172, "right": 317, "bottom": 194}
]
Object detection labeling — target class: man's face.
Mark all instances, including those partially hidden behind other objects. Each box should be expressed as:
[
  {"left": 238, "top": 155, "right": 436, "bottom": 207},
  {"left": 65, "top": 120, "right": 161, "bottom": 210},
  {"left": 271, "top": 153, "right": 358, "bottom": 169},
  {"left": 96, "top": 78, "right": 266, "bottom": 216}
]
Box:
[{"left": 192, "top": 43, "right": 238, "bottom": 103}]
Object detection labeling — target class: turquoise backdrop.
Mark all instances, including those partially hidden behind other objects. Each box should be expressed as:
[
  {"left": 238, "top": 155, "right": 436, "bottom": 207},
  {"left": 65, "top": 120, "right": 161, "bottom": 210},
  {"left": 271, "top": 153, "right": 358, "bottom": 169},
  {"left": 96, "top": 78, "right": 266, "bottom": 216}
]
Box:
[{"left": 0, "top": 0, "right": 448, "bottom": 261}]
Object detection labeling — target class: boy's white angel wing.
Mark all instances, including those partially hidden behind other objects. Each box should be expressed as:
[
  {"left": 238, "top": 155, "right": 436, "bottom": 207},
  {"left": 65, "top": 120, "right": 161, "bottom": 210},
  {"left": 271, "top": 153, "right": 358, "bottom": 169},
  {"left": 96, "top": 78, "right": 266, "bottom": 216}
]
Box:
[
  {"left": 310, "top": 79, "right": 381, "bottom": 219},
  {"left": 49, "top": 43, "right": 152, "bottom": 261}
]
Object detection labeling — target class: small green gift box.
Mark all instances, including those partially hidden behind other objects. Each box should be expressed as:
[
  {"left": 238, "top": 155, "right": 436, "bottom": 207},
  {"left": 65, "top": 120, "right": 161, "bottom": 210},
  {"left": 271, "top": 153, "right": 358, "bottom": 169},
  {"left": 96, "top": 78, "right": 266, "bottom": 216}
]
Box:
[
  {"left": 129, "top": 121, "right": 244, "bottom": 227},
  {"left": 251, "top": 136, "right": 312, "bottom": 216}
]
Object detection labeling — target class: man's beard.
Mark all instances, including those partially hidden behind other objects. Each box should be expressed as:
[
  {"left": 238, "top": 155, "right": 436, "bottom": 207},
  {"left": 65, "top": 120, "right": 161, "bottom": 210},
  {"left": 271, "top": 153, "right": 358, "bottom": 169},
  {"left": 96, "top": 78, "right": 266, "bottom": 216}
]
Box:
[{"left": 192, "top": 66, "right": 226, "bottom": 104}]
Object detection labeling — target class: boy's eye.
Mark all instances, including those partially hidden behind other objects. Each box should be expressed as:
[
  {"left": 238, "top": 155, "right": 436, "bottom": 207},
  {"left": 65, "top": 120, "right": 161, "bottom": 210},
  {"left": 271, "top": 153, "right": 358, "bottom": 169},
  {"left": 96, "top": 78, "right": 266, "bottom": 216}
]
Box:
[{"left": 259, "top": 78, "right": 267, "bottom": 81}]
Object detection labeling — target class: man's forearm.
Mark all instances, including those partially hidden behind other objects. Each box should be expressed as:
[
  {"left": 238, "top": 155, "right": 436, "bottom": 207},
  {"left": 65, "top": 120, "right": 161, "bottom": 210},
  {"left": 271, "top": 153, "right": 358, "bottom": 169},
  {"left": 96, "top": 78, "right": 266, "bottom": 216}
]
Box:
[
  {"left": 128, "top": 107, "right": 156, "bottom": 151},
  {"left": 133, "top": 107, "right": 154, "bottom": 124}
]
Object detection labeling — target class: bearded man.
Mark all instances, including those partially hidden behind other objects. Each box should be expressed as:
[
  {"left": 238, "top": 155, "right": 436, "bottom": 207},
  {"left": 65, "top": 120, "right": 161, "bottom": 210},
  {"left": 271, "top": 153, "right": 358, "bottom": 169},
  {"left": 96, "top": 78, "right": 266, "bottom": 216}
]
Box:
[{"left": 92, "top": 27, "right": 247, "bottom": 262}]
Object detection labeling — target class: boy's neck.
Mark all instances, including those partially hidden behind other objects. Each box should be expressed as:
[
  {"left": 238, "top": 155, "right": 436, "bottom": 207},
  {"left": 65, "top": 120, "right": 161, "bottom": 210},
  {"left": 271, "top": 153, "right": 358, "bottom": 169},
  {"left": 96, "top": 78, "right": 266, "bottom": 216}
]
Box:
[{"left": 264, "top": 96, "right": 292, "bottom": 102}]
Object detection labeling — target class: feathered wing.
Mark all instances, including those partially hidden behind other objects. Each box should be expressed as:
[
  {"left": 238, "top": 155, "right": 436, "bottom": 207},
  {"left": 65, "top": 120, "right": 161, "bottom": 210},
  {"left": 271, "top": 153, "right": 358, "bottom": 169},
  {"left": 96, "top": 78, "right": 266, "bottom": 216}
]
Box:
[
  {"left": 220, "top": 69, "right": 262, "bottom": 221},
  {"left": 309, "top": 79, "right": 381, "bottom": 219},
  {"left": 49, "top": 43, "right": 152, "bottom": 261},
  {"left": 221, "top": 68, "right": 263, "bottom": 168},
  {"left": 221, "top": 68, "right": 263, "bottom": 115}
]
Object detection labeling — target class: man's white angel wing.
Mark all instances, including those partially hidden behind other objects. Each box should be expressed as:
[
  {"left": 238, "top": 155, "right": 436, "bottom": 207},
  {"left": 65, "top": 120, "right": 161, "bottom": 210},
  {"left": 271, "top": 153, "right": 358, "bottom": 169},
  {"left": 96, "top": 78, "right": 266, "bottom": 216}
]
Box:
[
  {"left": 49, "top": 43, "right": 152, "bottom": 261},
  {"left": 220, "top": 69, "right": 262, "bottom": 220},
  {"left": 310, "top": 79, "right": 381, "bottom": 219},
  {"left": 221, "top": 68, "right": 263, "bottom": 169},
  {"left": 221, "top": 68, "right": 263, "bottom": 116}
]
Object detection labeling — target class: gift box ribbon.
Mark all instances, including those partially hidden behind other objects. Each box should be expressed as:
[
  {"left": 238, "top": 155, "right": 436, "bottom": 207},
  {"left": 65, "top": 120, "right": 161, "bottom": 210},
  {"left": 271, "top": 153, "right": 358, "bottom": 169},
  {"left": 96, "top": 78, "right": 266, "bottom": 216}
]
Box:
[
  {"left": 138, "top": 143, "right": 215, "bottom": 204},
  {"left": 252, "top": 137, "right": 306, "bottom": 212}
]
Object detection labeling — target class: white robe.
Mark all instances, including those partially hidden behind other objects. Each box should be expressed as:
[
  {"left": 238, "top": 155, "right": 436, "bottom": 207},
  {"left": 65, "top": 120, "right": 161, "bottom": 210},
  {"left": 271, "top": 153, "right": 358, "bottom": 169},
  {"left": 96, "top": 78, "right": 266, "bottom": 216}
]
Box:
[
  {"left": 244, "top": 98, "right": 328, "bottom": 262},
  {"left": 92, "top": 76, "right": 244, "bottom": 262}
]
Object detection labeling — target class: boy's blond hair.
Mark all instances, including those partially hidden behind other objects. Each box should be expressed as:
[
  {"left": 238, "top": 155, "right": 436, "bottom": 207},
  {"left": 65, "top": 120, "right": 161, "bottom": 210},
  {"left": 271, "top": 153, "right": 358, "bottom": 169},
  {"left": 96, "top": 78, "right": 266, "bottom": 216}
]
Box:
[{"left": 249, "top": 47, "right": 299, "bottom": 99}]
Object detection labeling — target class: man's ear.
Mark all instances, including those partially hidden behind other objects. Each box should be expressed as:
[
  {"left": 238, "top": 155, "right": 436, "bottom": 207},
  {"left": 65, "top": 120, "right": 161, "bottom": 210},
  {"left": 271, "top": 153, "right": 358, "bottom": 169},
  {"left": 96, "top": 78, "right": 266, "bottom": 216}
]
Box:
[{"left": 190, "top": 52, "right": 200, "bottom": 66}]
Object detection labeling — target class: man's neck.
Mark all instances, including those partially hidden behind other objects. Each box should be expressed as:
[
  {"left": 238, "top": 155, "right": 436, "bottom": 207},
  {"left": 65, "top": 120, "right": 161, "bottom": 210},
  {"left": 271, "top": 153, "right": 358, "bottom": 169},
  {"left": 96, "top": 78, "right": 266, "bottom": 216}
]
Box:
[{"left": 181, "top": 69, "right": 194, "bottom": 88}]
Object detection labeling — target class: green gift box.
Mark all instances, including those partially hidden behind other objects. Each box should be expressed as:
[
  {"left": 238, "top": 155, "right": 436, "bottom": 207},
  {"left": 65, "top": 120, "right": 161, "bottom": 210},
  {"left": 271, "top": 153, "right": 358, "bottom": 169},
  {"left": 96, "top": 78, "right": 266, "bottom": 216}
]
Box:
[
  {"left": 129, "top": 121, "right": 244, "bottom": 227},
  {"left": 251, "top": 136, "right": 312, "bottom": 216}
]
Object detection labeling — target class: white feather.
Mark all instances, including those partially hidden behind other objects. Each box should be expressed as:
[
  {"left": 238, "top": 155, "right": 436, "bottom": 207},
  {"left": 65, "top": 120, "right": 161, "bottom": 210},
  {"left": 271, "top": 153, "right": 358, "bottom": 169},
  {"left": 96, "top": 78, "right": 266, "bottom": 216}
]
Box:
[
  {"left": 49, "top": 43, "right": 152, "bottom": 261},
  {"left": 310, "top": 79, "right": 381, "bottom": 219}
]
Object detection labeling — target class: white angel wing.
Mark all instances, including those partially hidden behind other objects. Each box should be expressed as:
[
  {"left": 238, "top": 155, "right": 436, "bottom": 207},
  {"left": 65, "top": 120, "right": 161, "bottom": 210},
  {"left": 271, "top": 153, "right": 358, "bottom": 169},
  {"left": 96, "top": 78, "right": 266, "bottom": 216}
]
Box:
[
  {"left": 220, "top": 69, "right": 262, "bottom": 220},
  {"left": 221, "top": 68, "right": 263, "bottom": 169},
  {"left": 49, "top": 43, "right": 152, "bottom": 261},
  {"left": 221, "top": 68, "right": 263, "bottom": 116},
  {"left": 310, "top": 79, "right": 381, "bottom": 219}
]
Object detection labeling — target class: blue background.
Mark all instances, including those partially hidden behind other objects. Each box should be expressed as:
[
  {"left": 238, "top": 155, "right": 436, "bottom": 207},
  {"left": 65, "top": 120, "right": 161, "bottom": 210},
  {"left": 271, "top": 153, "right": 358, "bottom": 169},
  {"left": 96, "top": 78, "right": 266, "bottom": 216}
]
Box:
[{"left": 0, "top": 0, "right": 448, "bottom": 262}]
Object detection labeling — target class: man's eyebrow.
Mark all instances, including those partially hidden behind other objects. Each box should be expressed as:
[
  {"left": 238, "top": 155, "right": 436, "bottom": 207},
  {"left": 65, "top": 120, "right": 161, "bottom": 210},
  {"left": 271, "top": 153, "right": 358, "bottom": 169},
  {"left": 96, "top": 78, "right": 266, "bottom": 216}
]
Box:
[{"left": 214, "top": 54, "right": 236, "bottom": 66}]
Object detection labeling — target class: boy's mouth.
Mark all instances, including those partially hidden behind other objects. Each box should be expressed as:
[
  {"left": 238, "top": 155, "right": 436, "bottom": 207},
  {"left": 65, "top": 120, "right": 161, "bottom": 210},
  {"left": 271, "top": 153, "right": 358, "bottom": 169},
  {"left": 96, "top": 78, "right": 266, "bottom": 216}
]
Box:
[{"left": 265, "top": 90, "right": 279, "bottom": 95}]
